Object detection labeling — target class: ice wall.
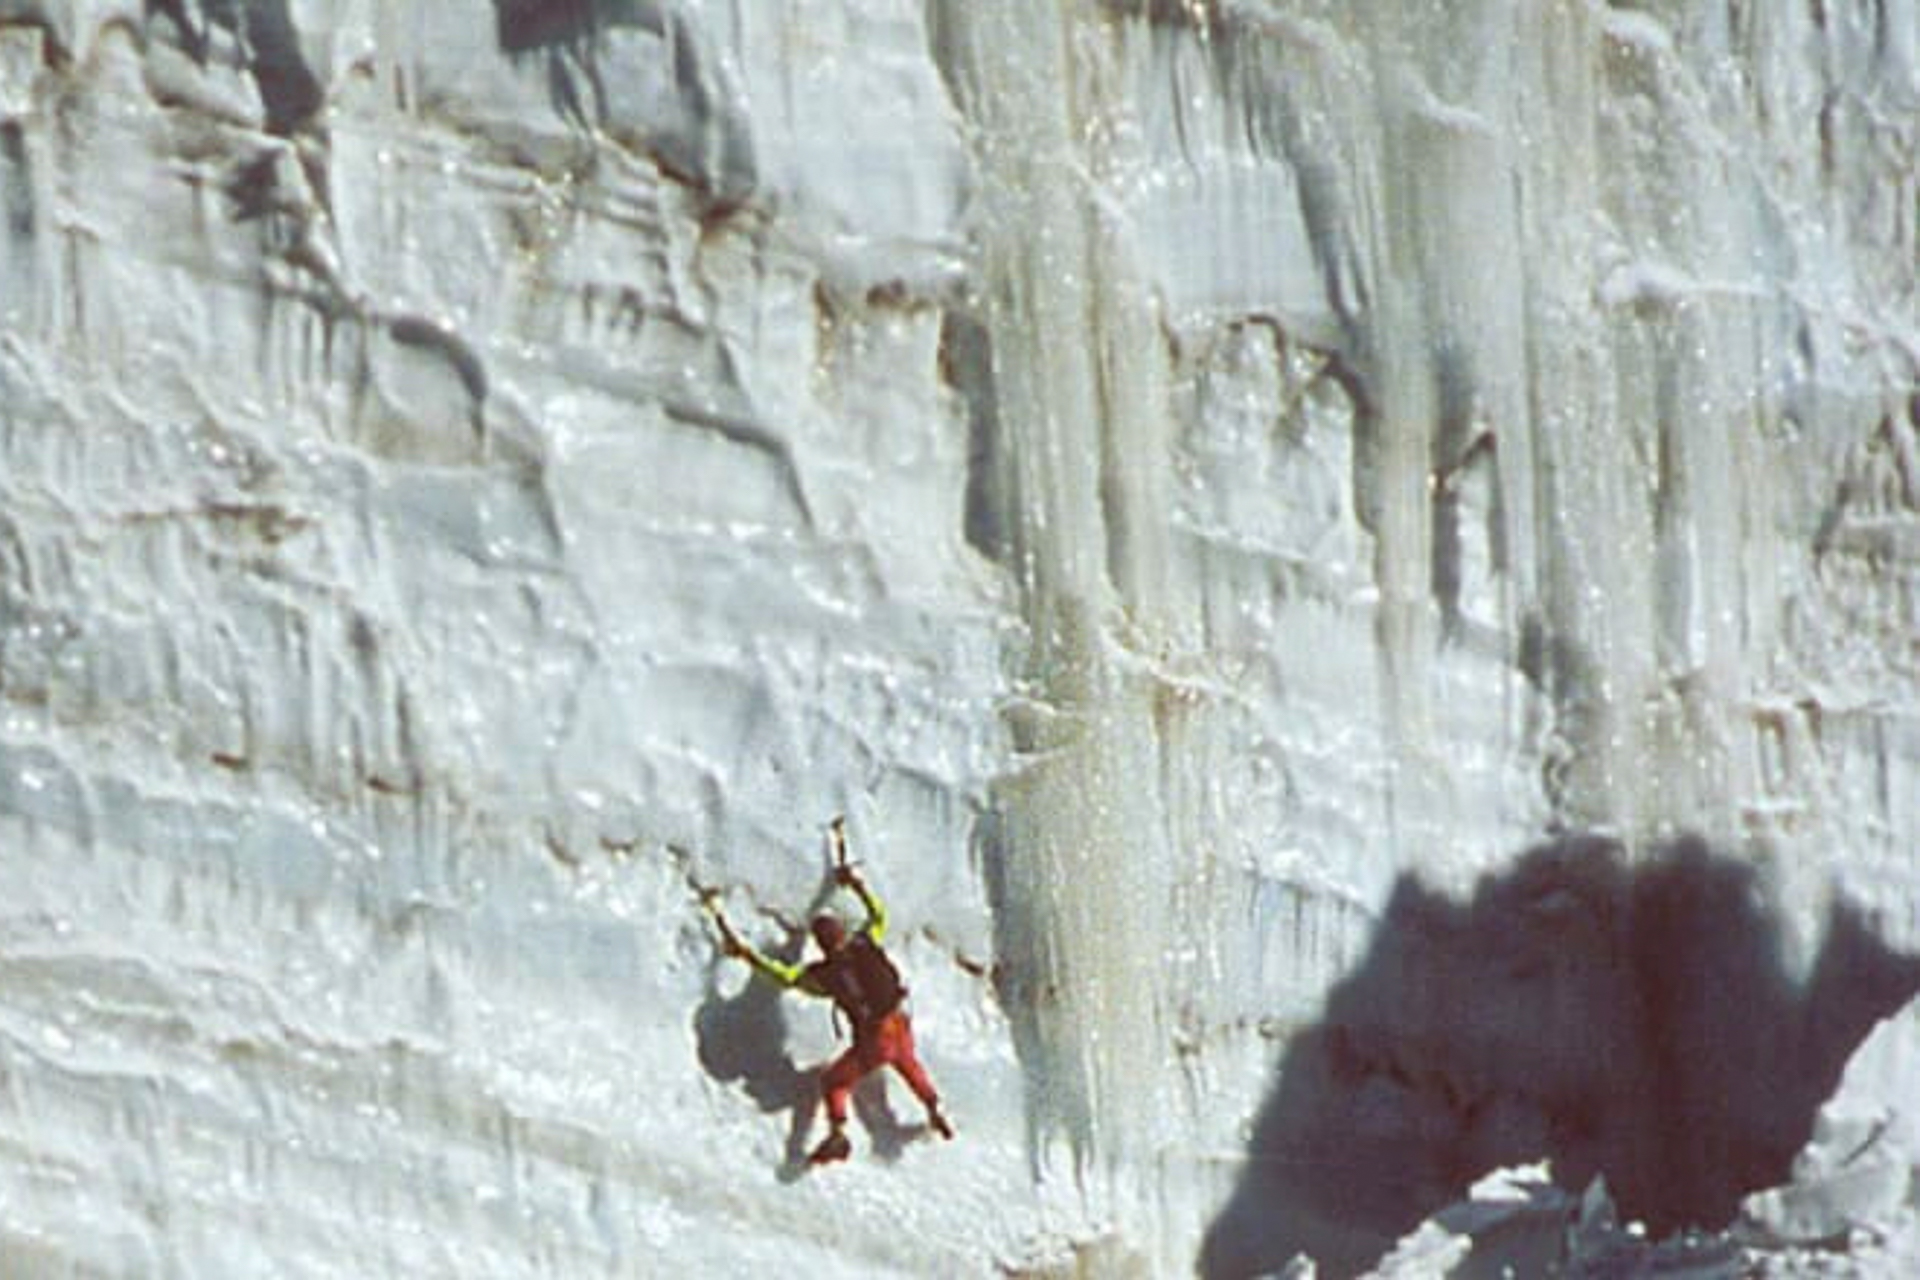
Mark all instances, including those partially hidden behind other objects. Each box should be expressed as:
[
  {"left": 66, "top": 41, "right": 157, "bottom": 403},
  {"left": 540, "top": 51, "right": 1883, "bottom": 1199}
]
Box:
[{"left": 1, "top": 1, "right": 1916, "bottom": 1276}]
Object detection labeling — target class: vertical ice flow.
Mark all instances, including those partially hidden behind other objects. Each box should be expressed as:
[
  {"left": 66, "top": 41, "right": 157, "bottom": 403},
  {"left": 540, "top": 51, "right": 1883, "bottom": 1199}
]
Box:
[{"left": 934, "top": 0, "right": 1190, "bottom": 1222}]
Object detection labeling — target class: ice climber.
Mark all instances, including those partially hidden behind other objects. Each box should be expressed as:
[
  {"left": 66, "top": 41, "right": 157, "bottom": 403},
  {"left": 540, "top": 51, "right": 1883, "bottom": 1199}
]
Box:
[{"left": 716, "top": 817, "right": 954, "bottom": 1165}]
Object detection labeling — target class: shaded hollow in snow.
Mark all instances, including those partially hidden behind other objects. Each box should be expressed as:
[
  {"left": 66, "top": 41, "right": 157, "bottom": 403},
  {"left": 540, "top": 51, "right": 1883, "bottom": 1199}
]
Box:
[{"left": 1200, "top": 835, "right": 1920, "bottom": 1280}]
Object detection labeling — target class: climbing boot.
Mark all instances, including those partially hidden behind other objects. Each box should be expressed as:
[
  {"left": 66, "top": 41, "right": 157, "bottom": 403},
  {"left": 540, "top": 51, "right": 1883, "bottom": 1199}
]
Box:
[{"left": 808, "top": 1128, "right": 852, "bottom": 1165}]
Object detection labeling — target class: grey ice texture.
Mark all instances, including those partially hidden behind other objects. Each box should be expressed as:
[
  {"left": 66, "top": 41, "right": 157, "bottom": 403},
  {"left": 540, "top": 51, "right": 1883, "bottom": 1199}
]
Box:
[{"left": 0, "top": 1, "right": 1917, "bottom": 1277}]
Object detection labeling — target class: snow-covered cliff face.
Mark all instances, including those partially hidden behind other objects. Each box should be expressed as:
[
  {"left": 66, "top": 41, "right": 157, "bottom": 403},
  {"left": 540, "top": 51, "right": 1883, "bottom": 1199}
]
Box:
[{"left": 1, "top": 2, "right": 1916, "bottom": 1276}]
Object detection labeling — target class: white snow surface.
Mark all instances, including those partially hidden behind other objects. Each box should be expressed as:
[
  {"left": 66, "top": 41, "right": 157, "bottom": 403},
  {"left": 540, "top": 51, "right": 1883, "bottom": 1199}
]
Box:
[{"left": 1, "top": 1, "right": 1917, "bottom": 1276}]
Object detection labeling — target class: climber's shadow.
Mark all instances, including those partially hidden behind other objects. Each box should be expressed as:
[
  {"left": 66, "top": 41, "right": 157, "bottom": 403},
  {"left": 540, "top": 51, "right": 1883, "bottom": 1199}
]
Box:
[
  {"left": 852, "top": 1072, "right": 927, "bottom": 1164},
  {"left": 1198, "top": 833, "right": 1920, "bottom": 1280},
  {"left": 692, "top": 923, "right": 815, "bottom": 1169}
]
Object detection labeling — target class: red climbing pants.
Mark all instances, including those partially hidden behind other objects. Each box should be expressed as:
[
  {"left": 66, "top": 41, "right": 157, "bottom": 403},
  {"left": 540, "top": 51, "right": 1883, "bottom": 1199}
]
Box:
[{"left": 820, "top": 1010, "right": 940, "bottom": 1124}]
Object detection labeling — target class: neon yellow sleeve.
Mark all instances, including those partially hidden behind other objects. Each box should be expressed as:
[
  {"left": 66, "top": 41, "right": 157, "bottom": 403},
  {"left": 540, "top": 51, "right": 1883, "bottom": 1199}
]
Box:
[
  {"left": 736, "top": 943, "right": 807, "bottom": 989},
  {"left": 853, "top": 880, "right": 888, "bottom": 944}
]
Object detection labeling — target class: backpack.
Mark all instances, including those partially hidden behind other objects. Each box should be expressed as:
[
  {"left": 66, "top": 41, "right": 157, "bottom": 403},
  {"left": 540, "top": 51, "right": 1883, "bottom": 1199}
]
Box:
[{"left": 815, "top": 934, "right": 906, "bottom": 1034}]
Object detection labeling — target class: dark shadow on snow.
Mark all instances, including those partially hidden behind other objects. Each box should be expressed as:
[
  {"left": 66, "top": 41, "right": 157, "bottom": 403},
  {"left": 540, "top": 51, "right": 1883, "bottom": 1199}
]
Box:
[
  {"left": 146, "top": 0, "right": 324, "bottom": 135},
  {"left": 1199, "top": 833, "right": 1920, "bottom": 1279},
  {"left": 851, "top": 1074, "right": 927, "bottom": 1166},
  {"left": 692, "top": 922, "right": 816, "bottom": 1173},
  {"left": 488, "top": 0, "right": 754, "bottom": 214},
  {"left": 492, "top": 0, "right": 664, "bottom": 54}
]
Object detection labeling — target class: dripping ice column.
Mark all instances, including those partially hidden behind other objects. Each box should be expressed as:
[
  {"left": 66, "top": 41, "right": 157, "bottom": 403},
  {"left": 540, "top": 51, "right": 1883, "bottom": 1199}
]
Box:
[{"left": 933, "top": 0, "right": 1184, "bottom": 1223}]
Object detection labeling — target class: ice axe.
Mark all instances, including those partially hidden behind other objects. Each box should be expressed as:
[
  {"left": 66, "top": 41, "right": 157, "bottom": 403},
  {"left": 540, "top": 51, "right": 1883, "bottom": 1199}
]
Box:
[
  {"left": 699, "top": 884, "right": 758, "bottom": 961},
  {"left": 673, "top": 845, "right": 751, "bottom": 959},
  {"left": 828, "top": 815, "right": 860, "bottom": 887}
]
